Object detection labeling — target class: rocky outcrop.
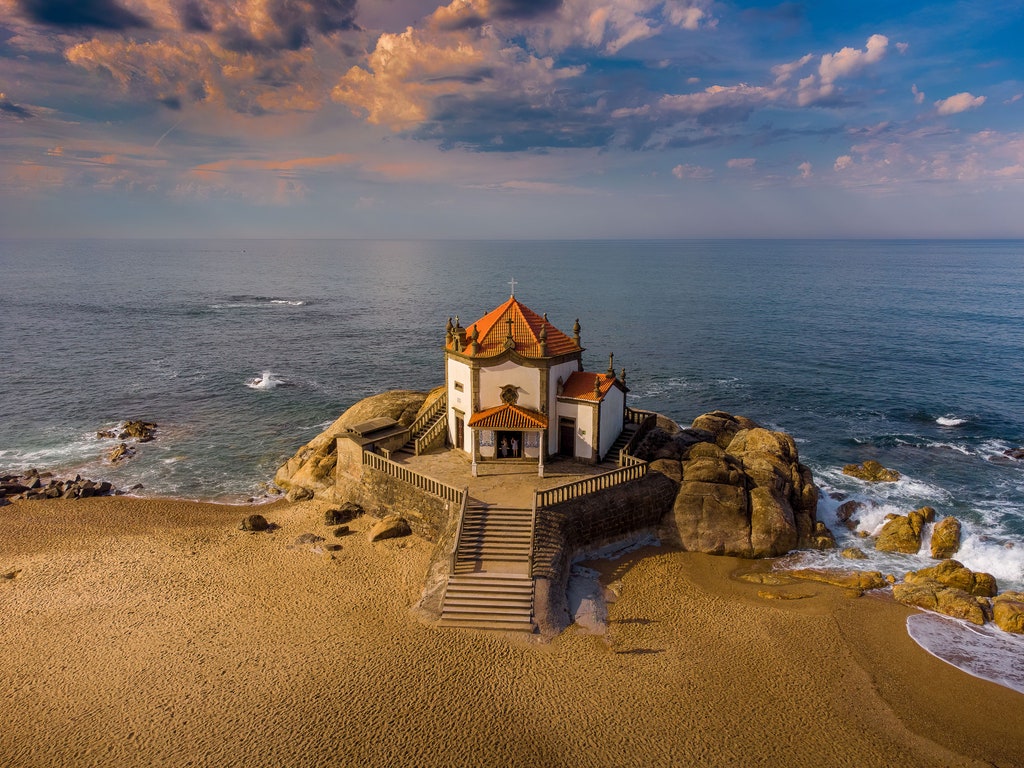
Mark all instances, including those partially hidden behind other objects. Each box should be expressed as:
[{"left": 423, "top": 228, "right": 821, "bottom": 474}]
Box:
[
  {"left": 906, "top": 559, "right": 997, "bottom": 598},
  {"left": 842, "top": 460, "right": 900, "bottom": 482},
  {"left": 1, "top": 470, "right": 118, "bottom": 502},
  {"left": 325, "top": 502, "right": 363, "bottom": 525},
  {"left": 789, "top": 568, "right": 888, "bottom": 594},
  {"left": 930, "top": 516, "right": 962, "bottom": 559},
  {"left": 893, "top": 580, "right": 991, "bottom": 626},
  {"left": 97, "top": 420, "right": 157, "bottom": 442},
  {"left": 274, "top": 389, "right": 432, "bottom": 500},
  {"left": 1003, "top": 447, "right": 1024, "bottom": 460},
  {"left": 644, "top": 411, "right": 830, "bottom": 558},
  {"left": 992, "top": 592, "right": 1024, "bottom": 634},
  {"left": 875, "top": 507, "right": 934, "bottom": 554}
]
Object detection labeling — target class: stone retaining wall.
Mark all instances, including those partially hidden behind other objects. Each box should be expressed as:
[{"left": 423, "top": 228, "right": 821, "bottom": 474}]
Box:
[
  {"left": 531, "top": 471, "right": 678, "bottom": 635},
  {"left": 359, "top": 467, "right": 455, "bottom": 542}
]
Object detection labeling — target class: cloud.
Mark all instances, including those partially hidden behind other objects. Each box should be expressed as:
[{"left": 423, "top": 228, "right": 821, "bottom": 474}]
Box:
[
  {"left": 796, "top": 34, "right": 888, "bottom": 106},
  {"left": 896, "top": 41, "right": 908, "bottom": 54},
  {"left": 727, "top": 157, "right": 756, "bottom": 169},
  {"left": 659, "top": 84, "right": 785, "bottom": 117},
  {"left": 912, "top": 84, "right": 924, "bottom": 105},
  {"left": 1006, "top": 94, "right": 1023, "bottom": 105},
  {"left": 0, "top": 92, "right": 34, "bottom": 118},
  {"left": 833, "top": 154, "right": 852, "bottom": 171},
  {"left": 16, "top": 0, "right": 150, "bottom": 30},
  {"left": 797, "top": 161, "right": 812, "bottom": 178},
  {"left": 935, "top": 92, "right": 986, "bottom": 115},
  {"left": 672, "top": 163, "right": 712, "bottom": 180},
  {"left": 772, "top": 53, "right": 812, "bottom": 85}
]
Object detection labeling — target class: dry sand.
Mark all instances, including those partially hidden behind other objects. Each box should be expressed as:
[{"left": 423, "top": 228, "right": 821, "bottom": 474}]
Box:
[{"left": 2, "top": 496, "right": 1022, "bottom": 768}]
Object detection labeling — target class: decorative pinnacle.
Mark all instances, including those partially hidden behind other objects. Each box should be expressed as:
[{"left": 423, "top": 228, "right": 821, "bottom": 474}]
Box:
[
  {"left": 621, "top": 367, "right": 627, "bottom": 384},
  {"left": 509, "top": 277, "right": 517, "bottom": 297},
  {"left": 573, "top": 318, "right": 581, "bottom": 346},
  {"left": 594, "top": 375, "right": 602, "bottom": 398},
  {"left": 607, "top": 352, "right": 615, "bottom": 377}
]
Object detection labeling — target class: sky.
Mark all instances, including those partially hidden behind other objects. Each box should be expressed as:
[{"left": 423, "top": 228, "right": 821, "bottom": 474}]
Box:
[{"left": 1, "top": 0, "right": 1022, "bottom": 238}]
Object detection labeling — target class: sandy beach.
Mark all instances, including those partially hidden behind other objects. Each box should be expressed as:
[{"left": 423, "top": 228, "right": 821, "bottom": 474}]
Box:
[{"left": 2, "top": 496, "right": 1022, "bottom": 768}]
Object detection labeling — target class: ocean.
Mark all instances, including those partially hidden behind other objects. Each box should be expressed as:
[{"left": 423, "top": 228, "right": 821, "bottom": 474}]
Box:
[{"left": 2, "top": 238, "right": 1023, "bottom": 684}]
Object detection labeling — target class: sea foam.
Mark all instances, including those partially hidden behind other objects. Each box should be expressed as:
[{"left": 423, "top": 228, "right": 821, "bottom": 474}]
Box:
[
  {"left": 937, "top": 414, "right": 969, "bottom": 427},
  {"left": 246, "top": 371, "right": 285, "bottom": 390},
  {"left": 906, "top": 613, "right": 1024, "bottom": 694}
]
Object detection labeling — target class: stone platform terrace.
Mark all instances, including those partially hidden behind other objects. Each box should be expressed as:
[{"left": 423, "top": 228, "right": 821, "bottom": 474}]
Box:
[{"left": 392, "top": 448, "right": 611, "bottom": 509}]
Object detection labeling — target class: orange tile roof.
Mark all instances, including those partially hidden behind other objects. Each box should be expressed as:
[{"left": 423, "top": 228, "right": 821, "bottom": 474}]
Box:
[
  {"left": 448, "top": 297, "right": 579, "bottom": 359},
  {"left": 560, "top": 371, "right": 618, "bottom": 402},
  {"left": 467, "top": 403, "right": 549, "bottom": 430}
]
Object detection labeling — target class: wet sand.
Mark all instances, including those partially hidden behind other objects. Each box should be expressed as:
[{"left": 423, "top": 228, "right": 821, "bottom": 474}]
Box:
[{"left": 2, "top": 496, "right": 1022, "bottom": 767}]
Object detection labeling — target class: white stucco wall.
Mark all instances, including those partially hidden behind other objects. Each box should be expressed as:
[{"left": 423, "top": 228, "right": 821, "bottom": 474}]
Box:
[
  {"left": 446, "top": 357, "right": 472, "bottom": 454},
  {"left": 478, "top": 359, "right": 541, "bottom": 410},
  {"left": 547, "top": 359, "right": 582, "bottom": 448},
  {"left": 555, "top": 400, "right": 597, "bottom": 459},
  {"left": 599, "top": 386, "right": 626, "bottom": 459}
]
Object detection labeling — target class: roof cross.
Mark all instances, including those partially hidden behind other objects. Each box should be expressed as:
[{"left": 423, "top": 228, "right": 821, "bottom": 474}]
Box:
[{"left": 509, "top": 277, "right": 517, "bottom": 297}]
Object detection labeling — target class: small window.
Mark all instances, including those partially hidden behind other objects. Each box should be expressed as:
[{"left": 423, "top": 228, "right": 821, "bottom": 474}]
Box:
[{"left": 454, "top": 381, "right": 464, "bottom": 392}]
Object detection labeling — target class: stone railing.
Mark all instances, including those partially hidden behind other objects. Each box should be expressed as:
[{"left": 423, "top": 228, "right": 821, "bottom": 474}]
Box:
[
  {"left": 414, "top": 412, "right": 448, "bottom": 456},
  {"left": 535, "top": 461, "right": 648, "bottom": 508},
  {"left": 448, "top": 488, "right": 470, "bottom": 575},
  {"left": 409, "top": 391, "right": 447, "bottom": 439},
  {"left": 619, "top": 409, "right": 658, "bottom": 466},
  {"left": 362, "top": 449, "right": 463, "bottom": 503}
]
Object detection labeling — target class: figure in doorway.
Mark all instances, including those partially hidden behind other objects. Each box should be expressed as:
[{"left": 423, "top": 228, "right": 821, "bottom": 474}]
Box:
[
  {"left": 500, "top": 438, "right": 509, "bottom": 458},
  {"left": 511, "top": 437, "right": 519, "bottom": 458}
]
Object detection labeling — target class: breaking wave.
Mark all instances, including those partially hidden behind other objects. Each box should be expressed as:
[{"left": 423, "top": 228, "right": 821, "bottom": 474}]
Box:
[
  {"left": 246, "top": 371, "right": 285, "bottom": 390},
  {"left": 907, "top": 613, "right": 1024, "bottom": 695},
  {"left": 937, "top": 414, "right": 969, "bottom": 427}
]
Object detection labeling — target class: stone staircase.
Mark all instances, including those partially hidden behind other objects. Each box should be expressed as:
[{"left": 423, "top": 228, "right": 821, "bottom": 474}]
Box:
[
  {"left": 600, "top": 422, "right": 640, "bottom": 467},
  {"left": 396, "top": 407, "right": 447, "bottom": 456},
  {"left": 438, "top": 503, "right": 535, "bottom": 631}
]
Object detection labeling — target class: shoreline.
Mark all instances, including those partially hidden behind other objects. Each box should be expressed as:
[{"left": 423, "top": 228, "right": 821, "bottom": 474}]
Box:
[{"left": 3, "top": 495, "right": 1023, "bottom": 767}]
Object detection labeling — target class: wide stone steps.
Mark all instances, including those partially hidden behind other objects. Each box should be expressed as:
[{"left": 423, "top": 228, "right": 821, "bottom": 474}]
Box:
[
  {"left": 441, "top": 508, "right": 536, "bottom": 631},
  {"left": 438, "top": 574, "right": 535, "bottom": 631}
]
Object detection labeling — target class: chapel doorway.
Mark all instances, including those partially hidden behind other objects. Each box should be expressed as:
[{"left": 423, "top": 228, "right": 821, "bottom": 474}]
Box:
[
  {"left": 454, "top": 414, "right": 465, "bottom": 450},
  {"left": 496, "top": 431, "right": 522, "bottom": 459},
  {"left": 558, "top": 418, "right": 575, "bottom": 458}
]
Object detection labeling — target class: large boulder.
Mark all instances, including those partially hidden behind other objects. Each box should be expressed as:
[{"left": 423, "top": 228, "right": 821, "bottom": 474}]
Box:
[
  {"left": 656, "top": 412, "right": 830, "bottom": 558},
  {"left": 992, "top": 592, "right": 1024, "bottom": 634},
  {"left": 930, "top": 516, "right": 962, "bottom": 559},
  {"left": 367, "top": 515, "right": 411, "bottom": 542},
  {"left": 274, "top": 389, "right": 432, "bottom": 500},
  {"left": 875, "top": 507, "right": 934, "bottom": 554}
]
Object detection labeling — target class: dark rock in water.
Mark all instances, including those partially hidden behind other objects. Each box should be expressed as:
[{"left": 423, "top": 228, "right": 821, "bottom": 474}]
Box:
[
  {"left": 325, "top": 502, "right": 363, "bottom": 525},
  {"left": 107, "top": 442, "right": 134, "bottom": 463},
  {"left": 240, "top": 514, "right": 269, "bottom": 532},
  {"left": 118, "top": 420, "right": 158, "bottom": 441},
  {"left": 841, "top": 547, "right": 868, "bottom": 560},
  {"left": 835, "top": 500, "right": 862, "bottom": 523},
  {"left": 842, "top": 460, "right": 900, "bottom": 482},
  {"left": 333, "top": 525, "right": 351, "bottom": 537},
  {"left": 1004, "top": 447, "right": 1024, "bottom": 460}
]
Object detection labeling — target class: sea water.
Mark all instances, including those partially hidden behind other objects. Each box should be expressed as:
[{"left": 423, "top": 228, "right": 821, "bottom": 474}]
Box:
[{"left": 2, "top": 238, "right": 1023, "bottom": 681}]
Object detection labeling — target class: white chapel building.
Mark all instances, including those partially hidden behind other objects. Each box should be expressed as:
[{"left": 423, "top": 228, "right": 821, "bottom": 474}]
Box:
[{"left": 444, "top": 290, "right": 627, "bottom": 476}]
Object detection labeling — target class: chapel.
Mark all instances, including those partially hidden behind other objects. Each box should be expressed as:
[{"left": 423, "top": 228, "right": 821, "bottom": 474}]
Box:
[{"left": 444, "top": 287, "right": 627, "bottom": 476}]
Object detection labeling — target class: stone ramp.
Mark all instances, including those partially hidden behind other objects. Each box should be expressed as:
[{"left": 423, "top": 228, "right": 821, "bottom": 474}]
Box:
[{"left": 440, "top": 504, "right": 535, "bottom": 631}]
